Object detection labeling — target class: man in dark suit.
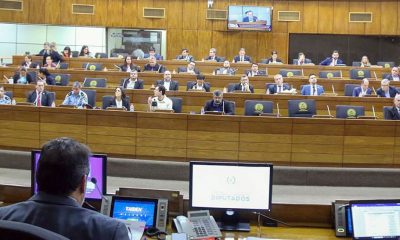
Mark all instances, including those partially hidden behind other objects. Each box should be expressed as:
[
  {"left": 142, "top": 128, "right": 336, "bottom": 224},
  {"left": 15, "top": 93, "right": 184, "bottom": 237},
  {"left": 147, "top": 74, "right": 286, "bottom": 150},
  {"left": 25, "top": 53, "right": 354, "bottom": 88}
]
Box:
[
  {"left": 301, "top": 74, "right": 325, "bottom": 96},
  {"left": 385, "top": 94, "right": 400, "bottom": 120},
  {"left": 267, "top": 74, "right": 291, "bottom": 94},
  {"left": 352, "top": 78, "right": 372, "bottom": 97},
  {"left": 215, "top": 60, "right": 236, "bottom": 75},
  {"left": 155, "top": 70, "right": 179, "bottom": 91},
  {"left": 233, "top": 48, "right": 252, "bottom": 63},
  {"left": 376, "top": 79, "right": 399, "bottom": 98},
  {"left": 319, "top": 50, "right": 344, "bottom": 66},
  {"left": 231, "top": 75, "right": 254, "bottom": 93},
  {"left": 265, "top": 51, "right": 283, "bottom": 64},
  {"left": 204, "top": 48, "right": 223, "bottom": 62},
  {"left": 294, "top": 52, "right": 313, "bottom": 65},
  {"left": 203, "top": 90, "right": 235, "bottom": 115},
  {"left": 0, "top": 137, "right": 130, "bottom": 240},
  {"left": 143, "top": 56, "right": 165, "bottom": 73},
  {"left": 386, "top": 67, "right": 400, "bottom": 81},
  {"left": 187, "top": 74, "right": 210, "bottom": 92},
  {"left": 178, "top": 61, "right": 200, "bottom": 75},
  {"left": 143, "top": 46, "right": 163, "bottom": 60},
  {"left": 242, "top": 10, "right": 258, "bottom": 22},
  {"left": 121, "top": 70, "right": 144, "bottom": 89},
  {"left": 245, "top": 63, "right": 266, "bottom": 77},
  {"left": 176, "top": 48, "right": 194, "bottom": 62},
  {"left": 27, "top": 80, "right": 54, "bottom": 107}
]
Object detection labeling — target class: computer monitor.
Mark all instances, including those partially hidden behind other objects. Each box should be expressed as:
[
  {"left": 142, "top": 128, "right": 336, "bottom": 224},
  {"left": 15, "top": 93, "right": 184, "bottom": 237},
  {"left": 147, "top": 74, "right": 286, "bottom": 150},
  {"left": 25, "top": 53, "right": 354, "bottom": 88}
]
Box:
[
  {"left": 31, "top": 150, "right": 107, "bottom": 201},
  {"left": 189, "top": 161, "right": 273, "bottom": 231},
  {"left": 350, "top": 199, "right": 400, "bottom": 240}
]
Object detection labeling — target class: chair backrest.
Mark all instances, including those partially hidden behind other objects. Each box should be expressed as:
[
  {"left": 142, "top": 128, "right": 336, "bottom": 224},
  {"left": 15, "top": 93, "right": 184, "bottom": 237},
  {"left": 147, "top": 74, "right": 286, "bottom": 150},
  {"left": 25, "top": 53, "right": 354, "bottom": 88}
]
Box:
[
  {"left": 83, "top": 78, "right": 107, "bottom": 88},
  {"left": 82, "top": 63, "right": 103, "bottom": 71},
  {"left": 48, "top": 92, "right": 56, "bottom": 104},
  {"left": 352, "top": 61, "right": 361, "bottom": 66},
  {"left": 218, "top": 57, "right": 226, "bottom": 62},
  {"left": 336, "top": 105, "right": 365, "bottom": 118},
  {"left": 224, "top": 100, "right": 236, "bottom": 115},
  {"left": 71, "top": 51, "right": 79, "bottom": 57},
  {"left": 53, "top": 74, "right": 70, "bottom": 86},
  {"left": 170, "top": 97, "right": 182, "bottom": 113},
  {"left": 227, "top": 83, "right": 236, "bottom": 92},
  {"left": 260, "top": 59, "right": 269, "bottom": 64},
  {"left": 377, "top": 61, "right": 395, "bottom": 68},
  {"left": 5, "top": 91, "right": 13, "bottom": 99},
  {"left": 319, "top": 70, "right": 342, "bottom": 78},
  {"left": 177, "top": 66, "right": 186, "bottom": 73},
  {"left": 288, "top": 99, "right": 316, "bottom": 117},
  {"left": 27, "top": 71, "right": 37, "bottom": 82},
  {"left": 244, "top": 100, "right": 274, "bottom": 116},
  {"left": 102, "top": 95, "right": 114, "bottom": 109},
  {"left": 0, "top": 220, "right": 69, "bottom": 240},
  {"left": 82, "top": 89, "right": 96, "bottom": 107},
  {"left": 265, "top": 83, "right": 290, "bottom": 91},
  {"left": 279, "top": 69, "right": 303, "bottom": 77},
  {"left": 59, "top": 62, "right": 69, "bottom": 69},
  {"left": 382, "top": 73, "right": 391, "bottom": 79},
  {"left": 186, "top": 81, "right": 195, "bottom": 91},
  {"left": 95, "top": 52, "right": 108, "bottom": 58},
  {"left": 344, "top": 84, "right": 359, "bottom": 96},
  {"left": 383, "top": 106, "right": 393, "bottom": 120},
  {"left": 292, "top": 59, "right": 298, "bottom": 64},
  {"left": 349, "top": 69, "right": 371, "bottom": 79}
]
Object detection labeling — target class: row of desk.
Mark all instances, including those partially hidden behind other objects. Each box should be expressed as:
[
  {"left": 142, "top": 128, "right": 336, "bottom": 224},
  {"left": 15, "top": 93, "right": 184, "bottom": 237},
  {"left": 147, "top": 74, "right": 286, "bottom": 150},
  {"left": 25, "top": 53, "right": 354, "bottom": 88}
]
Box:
[{"left": 0, "top": 105, "right": 398, "bottom": 167}]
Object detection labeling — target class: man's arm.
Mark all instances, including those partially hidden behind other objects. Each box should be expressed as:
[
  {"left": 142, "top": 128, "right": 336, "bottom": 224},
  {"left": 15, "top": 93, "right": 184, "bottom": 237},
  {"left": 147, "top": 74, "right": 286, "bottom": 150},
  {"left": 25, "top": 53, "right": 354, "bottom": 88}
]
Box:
[{"left": 112, "top": 222, "right": 130, "bottom": 240}]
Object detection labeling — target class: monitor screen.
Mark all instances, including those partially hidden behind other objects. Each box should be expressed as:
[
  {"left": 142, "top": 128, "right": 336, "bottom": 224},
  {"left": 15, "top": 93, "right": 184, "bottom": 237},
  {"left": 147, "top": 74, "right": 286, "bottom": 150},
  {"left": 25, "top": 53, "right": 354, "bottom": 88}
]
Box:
[
  {"left": 228, "top": 6, "right": 272, "bottom": 31},
  {"left": 350, "top": 200, "right": 400, "bottom": 239},
  {"left": 110, "top": 196, "right": 157, "bottom": 229},
  {"left": 190, "top": 162, "right": 273, "bottom": 211},
  {"left": 31, "top": 150, "right": 107, "bottom": 200}
]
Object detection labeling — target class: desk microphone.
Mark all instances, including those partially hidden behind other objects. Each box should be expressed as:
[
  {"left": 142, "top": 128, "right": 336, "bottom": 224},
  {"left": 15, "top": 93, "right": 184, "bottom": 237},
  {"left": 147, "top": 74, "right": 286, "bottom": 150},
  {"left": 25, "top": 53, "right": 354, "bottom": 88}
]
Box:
[
  {"left": 114, "top": 64, "right": 122, "bottom": 71},
  {"left": 252, "top": 212, "right": 291, "bottom": 227},
  {"left": 372, "top": 86, "right": 377, "bottom": 95},
  {"left": 276, "top": 103, "right": 280, "bottom": 116},
  {"left": 85, "top": 62, "right": 90, "bottom": 70}
]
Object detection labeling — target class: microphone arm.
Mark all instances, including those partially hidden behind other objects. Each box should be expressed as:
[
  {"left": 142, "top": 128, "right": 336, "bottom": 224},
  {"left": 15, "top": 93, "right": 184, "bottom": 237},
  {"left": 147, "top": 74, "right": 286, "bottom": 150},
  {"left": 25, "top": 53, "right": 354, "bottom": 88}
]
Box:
[
  {"left": 90, "top": 177, "right": 109, "bottom": 202},
  {"left": 252, "top": 211, "right": 291, "bottom": 227}
]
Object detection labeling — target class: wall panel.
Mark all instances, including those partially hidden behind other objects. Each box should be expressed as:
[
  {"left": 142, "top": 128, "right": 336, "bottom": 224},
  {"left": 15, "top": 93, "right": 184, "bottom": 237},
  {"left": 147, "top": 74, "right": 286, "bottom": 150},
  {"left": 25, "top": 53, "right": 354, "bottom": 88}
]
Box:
[
  {"left": 333, "top": 1, "right": 349, "bottom": 34},
  {"left": 348, "top": 0, "right": 366, "bottom": 35},
  {"left": 317, "top": 1, "right": 334, "bottom": 33},
  {"left": 380, "top": 1, "right": 398, "bottom": 35}
]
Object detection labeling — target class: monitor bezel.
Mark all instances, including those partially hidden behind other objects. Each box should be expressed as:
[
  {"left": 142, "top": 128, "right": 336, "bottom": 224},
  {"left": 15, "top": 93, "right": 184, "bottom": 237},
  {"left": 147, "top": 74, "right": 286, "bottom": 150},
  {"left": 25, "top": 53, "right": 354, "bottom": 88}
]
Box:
[
  {"left": 189, "top": 161, "right": 273, "bottom": 211},
  {"left": 227, "top": 5, "right": 273, "bottom": 32},
  {"left": 30, "top": 150, "right": 107, "bottom": 201}
]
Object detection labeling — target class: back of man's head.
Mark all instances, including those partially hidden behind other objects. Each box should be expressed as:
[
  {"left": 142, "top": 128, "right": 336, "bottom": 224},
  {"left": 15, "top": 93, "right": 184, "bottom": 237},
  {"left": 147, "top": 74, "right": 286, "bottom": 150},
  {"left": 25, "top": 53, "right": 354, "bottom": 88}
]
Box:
[{"left": 37, "top": 137, "right": 90, "bottom": 196}]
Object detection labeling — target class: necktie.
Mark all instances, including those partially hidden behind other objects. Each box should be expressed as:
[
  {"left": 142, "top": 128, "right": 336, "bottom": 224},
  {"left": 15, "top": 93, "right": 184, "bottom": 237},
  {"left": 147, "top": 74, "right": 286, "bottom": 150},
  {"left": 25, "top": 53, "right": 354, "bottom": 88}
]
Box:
[
  {"left": 312, "top": 86, "right": 316, "bottom": 95},
  {"left": 241, "top": 56, "right": 243, "bottom": 62},
  {"left": 37, "top": 92, "right": 42, "bottom": 107},
  {"left": 278, "top": 86, "right": 281, "bottom": 93}
]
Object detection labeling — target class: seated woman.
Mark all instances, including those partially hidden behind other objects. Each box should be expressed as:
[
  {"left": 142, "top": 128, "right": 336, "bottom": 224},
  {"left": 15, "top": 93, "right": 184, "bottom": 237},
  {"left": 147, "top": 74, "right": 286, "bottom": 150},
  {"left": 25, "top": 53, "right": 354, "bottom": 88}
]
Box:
[
  {"left": 360, "top": 55, "right": 371, "bottom": 67},
  {"left": 21, "top": 55, "right": 38, "bottom": 69},
  {"left": 119, "top": 55, "right": 140, "bottom": 72},
  {"left": 109, "top": 87, "right": 130, "bottom": 111},
  {"left": 79, "top": 45, "right": 93, "bottom": 58},
  {"left": 13, "top": 67, "right": 34, "bottom": 84},
  {"left": 38, "top": 68, "right": 55, "bottom": 85},
  {"left": 62, "top": 46, "right": 72, "bottom": 58},
  {"left": 43, "top": 56, "right": 57, "bottom": 69}
]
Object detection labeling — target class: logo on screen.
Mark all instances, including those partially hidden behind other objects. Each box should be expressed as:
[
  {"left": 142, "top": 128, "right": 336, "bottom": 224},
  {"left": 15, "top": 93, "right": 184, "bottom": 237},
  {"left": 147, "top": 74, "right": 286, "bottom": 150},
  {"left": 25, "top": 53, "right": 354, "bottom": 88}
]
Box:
[{"left": 226, "top": 176, "right": 236, "bottom": 184}]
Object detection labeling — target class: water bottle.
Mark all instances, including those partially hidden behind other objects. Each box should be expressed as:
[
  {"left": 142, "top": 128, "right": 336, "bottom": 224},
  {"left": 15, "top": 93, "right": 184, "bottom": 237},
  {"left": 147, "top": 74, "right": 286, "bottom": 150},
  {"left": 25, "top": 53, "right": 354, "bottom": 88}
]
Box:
[
  {"left": 130, "top": 104, "right": 134, "bottom": 112},
  {"left": 200, "top": 107, "right": 205, "bottom": 115}
]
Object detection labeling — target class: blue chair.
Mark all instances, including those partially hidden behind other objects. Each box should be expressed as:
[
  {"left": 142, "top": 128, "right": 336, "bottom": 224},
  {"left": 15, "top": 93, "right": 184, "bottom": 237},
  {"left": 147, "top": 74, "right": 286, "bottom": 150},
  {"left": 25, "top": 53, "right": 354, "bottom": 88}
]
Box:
[
  {"left": 170, "top": 97, "right": 183, "bottom": 113},
  {"left": 352, "top": 61, "right": 361, "bottom": 67},
  {"left": 265, "top": 83, "right": 291, "bottom": 92},
  {"left": 244, "top": 100, "right": 274, "bottom": 116},
  {"left": 27, "top": 71, "right": 37, "bottom": 82},
  {"left": 349, "top": 69, "right": 371, "bottom": 80},
  {"left": 95, "top": 53, "right": 108, "bottom": 58},
  {"left": 82, "top": 89, "right": 96, "bottom": 108},
  {"left": 319, "top": 70, "right": 342, "bottom": 78},
  {"left": 288, "top": 99, "right": 316, "bottom": 118},
  {"left": 344, "top": 84, "right": 359, "bottom": 97},
  {"left": 279, "top": 69, "right": 303, "bottom": 77},
  {"left": 53, "top": 74, "right": 70, "bottom": 86},
  {"left": 383, "top": 106, "right": 393, "bottom": 120},
  {"left": 5, "top": 91, "right": 13, "bottom": 99},
  {"left": 59, "top": 62, "right": 69, "bottom": 69},
  {"left": 377, "top": 61, "right": 395, "bottom": 68},
  {"left": 71, "top": 51, "right": 79, "bottom": 57},
  {"left": 227, "top": 83, "right": 236, "bottom": 93},
  {"left": 224, "top": 100, "right": 236, "bottom": 115},
  {"left": 101, "top": 96, "right": 113, "bottom": 109},
  {"left": 336, "top": 105, "right": 365, "bottom": 119},
  {"left": 83, "top": 78, "right": 107, "bottom": 88},
  {"left": 0, "top": 220, "right": 68, "bottom": 240},
  {"left": 82, "top": 63, "right": 103, "bottom": 71}
]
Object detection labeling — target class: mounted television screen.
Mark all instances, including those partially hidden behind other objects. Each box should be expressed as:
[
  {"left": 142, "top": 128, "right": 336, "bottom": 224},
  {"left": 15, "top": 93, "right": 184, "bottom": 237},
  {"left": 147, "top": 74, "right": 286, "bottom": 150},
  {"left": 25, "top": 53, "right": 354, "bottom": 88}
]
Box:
[{"left": 228, "top": 6, "right": 272, "bottom": 31}]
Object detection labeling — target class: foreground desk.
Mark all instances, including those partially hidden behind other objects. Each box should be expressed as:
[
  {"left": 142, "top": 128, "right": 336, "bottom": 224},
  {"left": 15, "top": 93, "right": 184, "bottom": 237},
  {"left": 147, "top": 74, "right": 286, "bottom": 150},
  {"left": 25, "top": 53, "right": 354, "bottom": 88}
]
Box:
[{"left": 0, "top": 105, "right": 399, "bottom": 167}]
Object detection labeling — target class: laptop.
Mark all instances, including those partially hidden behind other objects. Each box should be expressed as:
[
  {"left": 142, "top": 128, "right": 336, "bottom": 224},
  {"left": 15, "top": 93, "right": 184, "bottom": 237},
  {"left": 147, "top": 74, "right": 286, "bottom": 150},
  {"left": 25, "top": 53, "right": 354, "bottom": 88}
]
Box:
[{"left": 350, "top": 199, "right": 400, "bottom": 240}]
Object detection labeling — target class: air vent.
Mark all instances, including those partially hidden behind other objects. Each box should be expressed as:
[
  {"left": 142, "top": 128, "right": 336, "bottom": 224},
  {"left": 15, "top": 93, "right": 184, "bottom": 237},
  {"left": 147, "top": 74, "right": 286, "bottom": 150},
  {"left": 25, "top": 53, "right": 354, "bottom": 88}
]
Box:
[
  {"left": 0, "top": 0, "right": 23, "bottom": 11},
  {"left": 206, "top": 9, "right": 228, "bottom": 20},
  {"left": 349, "top": 12, "right": 372, "bottom": 23},
  {"left": 278, "top": 11, "right": 300, "bottom": 22},
  {"left": 72, "top": 4, "right": 95, "bottom": 15},
  {"left": 143, "top": 7, "right": 165, "bottom": 18}
]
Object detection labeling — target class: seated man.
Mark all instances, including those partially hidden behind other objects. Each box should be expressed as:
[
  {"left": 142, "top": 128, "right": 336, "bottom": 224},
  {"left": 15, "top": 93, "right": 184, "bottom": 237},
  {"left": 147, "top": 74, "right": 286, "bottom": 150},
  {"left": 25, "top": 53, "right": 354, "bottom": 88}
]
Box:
[
  {"left": 386, "top": 67, "right": 400, "bottom": 81},
  {"left": 27, "top": 80, "right": 54, "bottom": 107},
  {"left": 376, "top": 79, "right": 399, "bottom": 98},
  {"left": 295, "top": 52, "right": 313, "bottom": 65},
  {"left": 144, "top": 46, "right": 163, "bottom": 60},
  {"left": 265, "top": 51, "right": 282, "bottom": 64},
  {"left": 13, "top": 67, "right": 35, "bottom": 84},
  {"left": 187, "top": 74, "right": 210, "bottom": 92},
  {"left": 203, "top": 90, "right": 234, "bottom": 115},
  {"left": 37, "top": 42, "right": 50, "bottom": 56},
  {"left": 143, "top": 56, "right": 166, "bottom": 73},
  {"left": 178, "top": 61, "right": 200, "bottom": 74},
  {"left": 148, "top": 85, "right": 173, "bottom": 111},
  {"left": 385, "top": 94, "right": 400, "bottom": 120},
  {"left": 319, "top": 50, "right": 344, "bottom": 66},
  {"left": 121, "top": 70, "right": 144, "bottom": 89},
  {"left": 267, "top": 74, "right": 290, "bottom": 94},
  {"left": 0, "top": 86, "right": 11, "bottom": 105},
  {"left": 242, "top": 10, "right": 258, "bottom": 22},
  {"left": 245, "top": 63, "right": 266, "bottom": 77},
  {"left": 231, "top": 75, "right": 254, "bottom": 93},
  {"left": 155, "top": 71, "right": 179, "bottom": 91},
  {"left": 215, "top": 60, "right": 236, "bottom": 75},
  {"left": 176, "top": 48, "right": 194, "bottom": 62},
  {"left": 62, "top": 81, "right": 89, "bottom": 108},
  {"left": 301, "top": 74, "right": 325, "bottom": 96},
  {"left": 352, "top": 78, "right": 372, "bottom": 97},
  {"left": 233, "top": 48, "right": 251, "bottom": 63},
  {"left": 204, "top": 48, "right": 223, "bottom": 62},
  {"left": 0, "top": 137, "right": 130, "bottom": 240}
]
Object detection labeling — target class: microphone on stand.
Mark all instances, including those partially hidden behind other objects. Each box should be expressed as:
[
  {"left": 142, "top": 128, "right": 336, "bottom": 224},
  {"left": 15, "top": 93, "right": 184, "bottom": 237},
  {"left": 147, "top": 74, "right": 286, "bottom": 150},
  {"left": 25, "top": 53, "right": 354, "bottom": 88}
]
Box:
[{"left": 90, "top": 177, "right": 108, "bottom": 202}]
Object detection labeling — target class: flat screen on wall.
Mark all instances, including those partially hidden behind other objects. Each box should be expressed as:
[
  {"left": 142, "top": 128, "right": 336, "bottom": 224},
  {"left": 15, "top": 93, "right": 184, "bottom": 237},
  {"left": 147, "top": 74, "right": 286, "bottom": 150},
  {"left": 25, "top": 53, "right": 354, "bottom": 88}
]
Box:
[{"left": 228, "top": 6, "right": 272, "bottom": 31}]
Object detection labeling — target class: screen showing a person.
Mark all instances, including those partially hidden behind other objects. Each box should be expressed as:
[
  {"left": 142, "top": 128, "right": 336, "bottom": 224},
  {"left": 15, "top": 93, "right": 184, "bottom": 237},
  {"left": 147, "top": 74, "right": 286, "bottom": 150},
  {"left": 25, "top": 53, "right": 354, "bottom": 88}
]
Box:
[
  {"left": 32, "top": 151, "right": 106, "bottom": 200},
  {"left": 190, "top": 162, "right": 272, "bottom": 210},
  {"left": 111, "top": 197, "right": 157, "bottom": 228},
  {"left": 228, "top": 6, "right": 272, "bottom": 31},
  {"left": 351, "top": 201, "right": 400, "bottom": 239}
]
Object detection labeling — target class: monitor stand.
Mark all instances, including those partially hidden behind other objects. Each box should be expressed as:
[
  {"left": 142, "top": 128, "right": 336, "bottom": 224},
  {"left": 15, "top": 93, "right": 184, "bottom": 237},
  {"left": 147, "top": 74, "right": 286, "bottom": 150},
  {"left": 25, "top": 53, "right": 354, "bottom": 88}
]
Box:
[{"left": 216, "top": 210, "right": 250, "bottom": 232}]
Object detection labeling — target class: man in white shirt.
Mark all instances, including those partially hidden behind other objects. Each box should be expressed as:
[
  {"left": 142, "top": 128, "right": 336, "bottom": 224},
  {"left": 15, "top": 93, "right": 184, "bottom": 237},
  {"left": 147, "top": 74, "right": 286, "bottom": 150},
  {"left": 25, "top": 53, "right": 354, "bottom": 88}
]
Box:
[{"left": 148, "top": 85, "right": 173, "bottom": 111}]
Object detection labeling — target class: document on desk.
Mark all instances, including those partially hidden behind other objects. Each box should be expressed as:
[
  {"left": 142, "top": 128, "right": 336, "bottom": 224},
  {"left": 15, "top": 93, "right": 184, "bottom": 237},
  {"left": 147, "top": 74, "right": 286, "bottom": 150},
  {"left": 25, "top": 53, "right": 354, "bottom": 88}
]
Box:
[
  {"left": 119, "top": 220, "right": 146, "bottom": 240},
  {"left": 246, "top": 237, "right": 282, "bottom": 240}
]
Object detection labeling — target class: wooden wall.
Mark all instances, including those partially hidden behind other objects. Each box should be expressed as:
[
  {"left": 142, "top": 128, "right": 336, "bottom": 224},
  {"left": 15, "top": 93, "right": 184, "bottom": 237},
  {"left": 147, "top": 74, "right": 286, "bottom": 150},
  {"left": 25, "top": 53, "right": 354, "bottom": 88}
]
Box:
[{"left": 1, "top": 0, "right": 399, "bottom": 62}]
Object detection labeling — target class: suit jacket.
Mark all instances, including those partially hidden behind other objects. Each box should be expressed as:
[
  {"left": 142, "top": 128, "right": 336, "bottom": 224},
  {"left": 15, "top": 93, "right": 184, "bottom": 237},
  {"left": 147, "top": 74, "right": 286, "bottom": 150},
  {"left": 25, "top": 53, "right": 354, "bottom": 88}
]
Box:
[
  {"left": 301, "top": 84, "right": 325, "bottom": 96},
  {"left": 143, "top": 63, "right": 165, "bottom": 73},
  {"left": 385, "top": 106, "right": 400, "bottom": 120},
  {"left": 265, "top": 58, "right": 283, "bottom": 64},
  {"left": 204, "top": 99, "right": 234, "bottom": 115},
  {"left": 386, "top": 75, "right": 400, "bottom": 81},
  {"left": 352, "top": 87, "right": 372, "bottom": 97},
  {"left": 13, "top": 73, "right": 34, "bottom": 84},
  {"left": 376, "top": 86, "right": 399, "bottom": 98},
  {"left": 187, "top": 81, "right": 210, "bottom": 92},
  {"left": 215, "top": 67, "right": 235, "bottom": 75},
  {"left": 319, "top": 57, "right": 344, "bottom": 66},
  {"left": 245, "top": 70, "right": 266, "bottom": 77},
  {"left": 44, "top": 75, "right": 56, "bottom": 85},
  {"left": 120, "top": 64, "right": 140, "bottom": 72},
  {"left": 109, "top": 98, "right": 130, "bottom": 111},
  {"left": 155, "top": 80, "right": 179, "bottom": 91},
  {"left": 233, "top": 55, "right": 252, "bottom": 63},
  {"left": 243, "top": 16, "right": 258, "bottom": 22},
  {"left": 27, "top": 90, "right": 53, "bottom": 106},
  {"left": 205, "top": 56, "right": 223, "bottom": 62},
  {"left": 176, "top": 55, "right": 194, "bottom": 62},
  {"left": 0, "top": 192, "right": 129, "bottom": 240},
  {"left": 232, "top": 83, "right": 254, "bottom": 93},
  {"left": 121, "top": 78, "right": 144, "bottom": 89},
  {"left": 294, "top": 58, "right": 313, "bottom": 65},
  {"left": 268, "top": 84, "right": 290, "bottom": 94},
  {"left": 178, "top": 67, "right": 200, "bottom": 74}
]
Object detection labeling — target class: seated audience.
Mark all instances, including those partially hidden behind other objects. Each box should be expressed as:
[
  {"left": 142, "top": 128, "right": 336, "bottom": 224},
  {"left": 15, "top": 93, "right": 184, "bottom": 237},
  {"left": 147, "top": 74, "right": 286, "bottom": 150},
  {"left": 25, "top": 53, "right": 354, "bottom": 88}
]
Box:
[
  {"left": 13, "top": 67, "right": 35, "bottom": 84},
  {"left": 121, "top": 70, "right": 144, "bottom": 89},
  {"left": 27, "top": 80, "right": 54, "bottom": 107},
  {"left": 376, "top": 79, "right": 399, "bottom": 98},
  {"left": 385, "top": 94, "right": 400, "bottom": 120},
  {"left": 179, "top": 61, "right": 200, "bottom": 74},
  {"left": 62, "top": 46, "right": 72, "bottom": 58},
  {"left": 233, "top": 48, "right": 251, "bottom": 63},
  {"left": 143, "top": 56, "right": 166, "bottom": 73},
  {"left": 43, "top": 42, "right": 63, "bottom": 65},
  {"left": 0, "top": 137, "right": 130, "bottom": 240},
  {"left": 246, "top": 63, "right": 266, "bottom": 77},
  {"left": 62, "top": 81, "right": 88, "bottom": 108},
  {"left": 231, "top": 75, "right": 254, "bottom": 93},
  {"left": 176, "top": 48, "right": 194, "bottom": 62},
  {"left": 21, "top": 55, "right": 39, "bottom": 69},
  {"left": 265, "top": 50, "right": 282, "bottom": 64},
  {"left": 37, "top": 42, "right": 50, "bottom": 56},
  {"left": 43, "top": 56, "right": 57, "bottom": 69},
  {"left": 295, "top": 52, "right": 313, "bottom": 65},
  {"left": 147, "top": 85, "right": 173, "bottom": 111},
  {"left": 119, "top": 55, "right": 140, "bottom": 72},
  {"left": 386, "top": 67, "right": 400, "bottom": 81},
  {"left": 204, "top": 48, "right": 223, "bottom": 62},
  {"left": 215, "top": 60, "right": 236, "bottom": 75},
  {"left": 360, "top": 55, "right": 371, "bottom": 67},
  {"left": 144, "top": 47, "right": 163, "bottom": 60},
  {"left": 352, "top": 78, "right": 372, "bottom": 97},
  {"left": 154, "top": 71, "right": 179, "bottom": 91},
  {"left": 187, "top": 74, "right": 210, "bottom": 92},
  {"left": 79, "top": 45, "right": 93, "bottom": 58},
  {"left": 203, "top": 90, "right": 235, "bottom": 115},
  {"left": 267, "top": 74, "right": 290, "bottom": 94},
  {"left": 109, "top": 87, "right": 130, "bottom": 111},
  {"left": 301, "top": 74, "right": 325, "bottom": 96},
  {"left": 38, "top": 68, "right": 55, "bottom": 85},
  {"left": 320, "top": 50, "right": 344, "bottom": 66},
  {"left": 0, "top": 86, "right": 11, "bottom": 105}
]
